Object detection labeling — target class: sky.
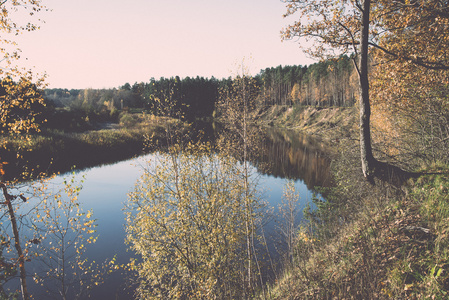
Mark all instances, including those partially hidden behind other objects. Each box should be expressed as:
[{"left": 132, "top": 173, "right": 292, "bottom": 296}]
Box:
[{"left": 13, "top": 0, "right": 315, "bottom": 89}]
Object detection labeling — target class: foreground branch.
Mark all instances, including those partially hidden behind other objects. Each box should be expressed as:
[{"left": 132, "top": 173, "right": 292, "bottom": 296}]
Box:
[{"left": 1, "top": 182, "right": 29, "bottom": 300}]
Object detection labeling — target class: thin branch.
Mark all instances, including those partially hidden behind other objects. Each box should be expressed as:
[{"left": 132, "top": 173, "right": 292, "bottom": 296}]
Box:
[
  {"left": 1, "top": 182, "right": 30, "bottom": 300},
  {"left": 369, "top": 42, "right": 449, "bottom": 70}
]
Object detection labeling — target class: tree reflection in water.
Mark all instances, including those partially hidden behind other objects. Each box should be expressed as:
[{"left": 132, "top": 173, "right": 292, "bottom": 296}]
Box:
[{"left": 246, "top": 127, "right": 332, "bottom": 192}]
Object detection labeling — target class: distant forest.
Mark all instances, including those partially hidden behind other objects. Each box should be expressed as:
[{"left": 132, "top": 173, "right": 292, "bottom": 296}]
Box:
[{"left": 43, "top": 55, "right": 357, "bottom": 128}]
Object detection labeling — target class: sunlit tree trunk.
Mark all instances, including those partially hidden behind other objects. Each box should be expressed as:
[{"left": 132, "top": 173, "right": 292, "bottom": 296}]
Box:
[{"left": 358, "top": 0, "right": 376, "bottom": 180}]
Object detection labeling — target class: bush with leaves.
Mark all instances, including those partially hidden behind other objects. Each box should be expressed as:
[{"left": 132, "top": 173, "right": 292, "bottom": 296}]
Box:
[{"left": 125, "top": 143, "right": 264, "bottom": 299}]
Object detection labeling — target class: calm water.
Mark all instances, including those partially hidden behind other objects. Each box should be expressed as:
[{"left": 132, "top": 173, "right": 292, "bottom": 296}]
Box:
[
  {"left": 7, "top": 129, "right": 332, "bottom": 299},
  {"left": 75, "top": 154, "right": 320, "bottom": 299}
]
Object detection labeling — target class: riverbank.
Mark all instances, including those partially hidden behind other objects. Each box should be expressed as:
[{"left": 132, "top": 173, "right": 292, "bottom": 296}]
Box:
[
  {"left": 261, "top": 106, "right": 449, "bottom": 299},
  {"left": 0, "top": 114, "right": 181, "bottom": 180},
  {"left": 255, "top": 105, "right": 357, "bottom": 141},
  {"left": 1, "top": 105, "right": 352, "bottom": 180}
]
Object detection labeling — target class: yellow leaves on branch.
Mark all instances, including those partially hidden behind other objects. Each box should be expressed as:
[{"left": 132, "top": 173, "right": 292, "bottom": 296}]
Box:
[
  {"left": 0, "top": 161, "right": 6, "bottom": 176},
  {"left": 0, "top": 2, "right": 48, "bottom": 137},
  {"left": 23, "top": 174, "right": 104, "bottom": 297},
  {"left": 281, "top": 0, "right": 362, "bottom": 58},
  {"left": 126, "top": 144, "right": 262, "bottom": 299},
  {"left": 0, "top": 0, "right": 46, "bottom": 71},
  {"left": 0, "top": 75, "right": 46, "bottom": 135}
]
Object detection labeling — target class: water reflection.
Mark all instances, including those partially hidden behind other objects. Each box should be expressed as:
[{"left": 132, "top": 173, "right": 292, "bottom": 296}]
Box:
[
  {"left": 2, "top": 126, "right": 332, "bottom": 299},
  {"left": 196, "top": 122, "right": 332, "bottom": 191},
  {"left": 244, "top": 127, "right": 331, "bottom": 191},
  {"left": 1, "top": 122, "right": 331, "bottom": 193}
]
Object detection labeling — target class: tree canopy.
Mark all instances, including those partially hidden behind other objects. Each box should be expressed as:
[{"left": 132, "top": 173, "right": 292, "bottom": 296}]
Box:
[
  {"left": 282, "top": 0, "right": 449, "bottom": 180},
  {"left": 0, "top": 0, "right": 46, "bottom": 77}
]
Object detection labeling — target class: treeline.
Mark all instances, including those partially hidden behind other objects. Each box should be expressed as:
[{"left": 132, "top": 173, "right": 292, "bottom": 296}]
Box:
[
  {"left": 141, "top": 76, "right": 220, "bottom": 120},
  {"left": 43, "top": 56, "right": 357, "bottom": 126},
  {"left": 259, "top": 55, "right": 356, "bottom": 107},
  {"left": 44, "top": 76, "right": 221, "bottom": 125},
  {"left": 43, "top": 88, "right": 141, "bottom": 131}
]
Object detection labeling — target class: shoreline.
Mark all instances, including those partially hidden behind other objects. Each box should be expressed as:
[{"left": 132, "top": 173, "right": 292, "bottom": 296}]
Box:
[
  {"left": 1, "top": 125, "right": 156, "bottom": 181},
  {"left": 1, "top": 106, "right": 346, "bottom": 181}
]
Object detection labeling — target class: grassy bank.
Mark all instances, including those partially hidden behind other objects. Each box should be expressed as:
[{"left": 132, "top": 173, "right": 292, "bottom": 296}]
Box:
[
  {"left": 261, "top": 105, "right": 449, "bottom": 299},
  {"left": 0, "top": 113, "right": 180, "bottom": 180},
  {"left": 269, "top": 166, "right": 449, "bottom": 299}
]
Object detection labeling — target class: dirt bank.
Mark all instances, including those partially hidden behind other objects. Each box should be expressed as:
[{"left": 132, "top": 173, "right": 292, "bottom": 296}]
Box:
[{"left": 255, "top": 105, "right": 357, "bottom": 141}]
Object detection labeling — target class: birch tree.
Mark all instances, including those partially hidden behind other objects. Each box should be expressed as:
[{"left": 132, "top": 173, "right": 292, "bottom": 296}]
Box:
[
  {"left": 282, "top": 0, "right": 378, "bottom": 179},
  {"left": 217, "top": 65, "right": 265, "bottom": 294},
  {"left": 282, "top": 0, "right": 449, "bottom": 180}
]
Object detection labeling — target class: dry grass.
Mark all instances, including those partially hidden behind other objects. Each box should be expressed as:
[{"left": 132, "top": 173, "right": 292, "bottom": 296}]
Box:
[
  {"left": 259, "top": 105, "right": 449, "bottom": 299},
  {"left": 267, "top": 149, "right": 449, "bottom": 299},
  {"left": 255, "top": 105, "right": 357, "bottom": 141}
]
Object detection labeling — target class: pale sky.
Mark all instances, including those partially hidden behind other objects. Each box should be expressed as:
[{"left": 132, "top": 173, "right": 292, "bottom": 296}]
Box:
[{"left": 14, "top": 0, "right": 314, "bottom": 89}]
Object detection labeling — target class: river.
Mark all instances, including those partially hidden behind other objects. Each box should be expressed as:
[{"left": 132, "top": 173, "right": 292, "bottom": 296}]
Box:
[{"left": 4, "top": 128, "right": 332, "bottom": 299}]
